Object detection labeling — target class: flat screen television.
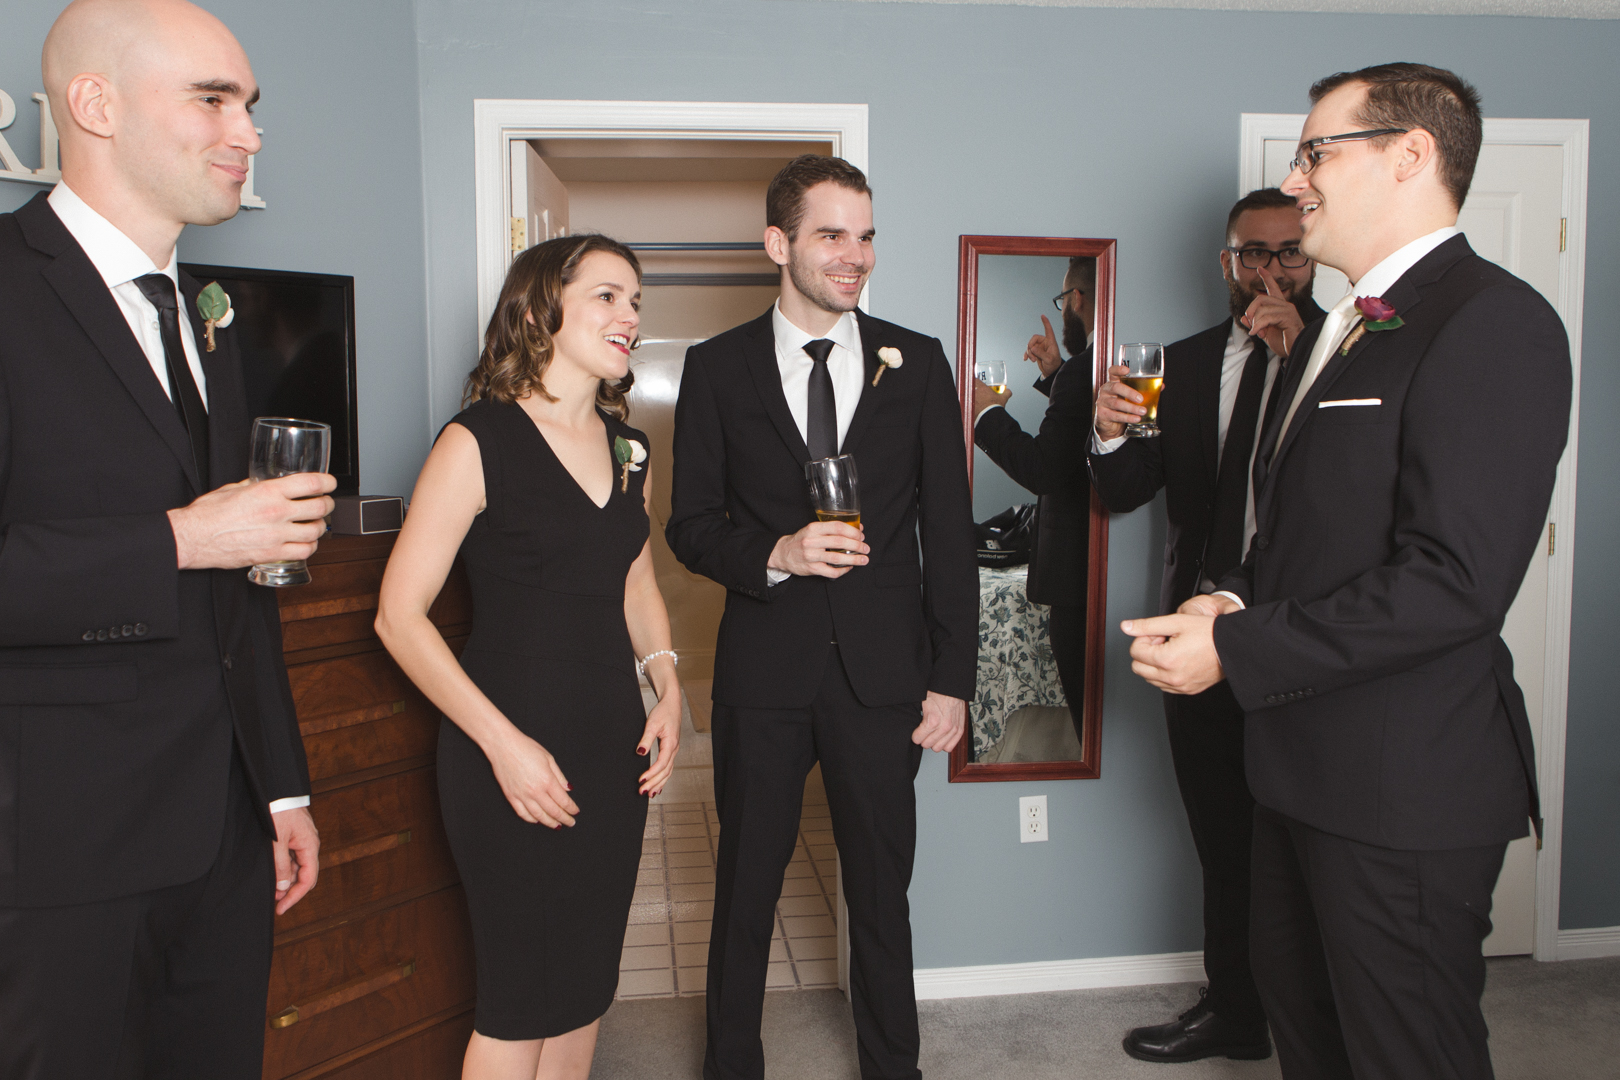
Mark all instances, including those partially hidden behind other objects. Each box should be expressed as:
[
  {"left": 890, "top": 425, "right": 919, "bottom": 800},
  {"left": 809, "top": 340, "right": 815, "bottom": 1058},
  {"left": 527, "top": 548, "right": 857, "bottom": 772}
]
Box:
[{"left": 181, "top": 263, "right": 360, "bottom": 495}]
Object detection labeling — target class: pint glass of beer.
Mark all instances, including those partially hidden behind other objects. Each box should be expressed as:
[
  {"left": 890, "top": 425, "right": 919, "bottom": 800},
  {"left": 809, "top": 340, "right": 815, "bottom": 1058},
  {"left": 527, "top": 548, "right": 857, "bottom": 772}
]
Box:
[
  {"left": 805, "top": 455, "right": 861, "bottom": 550},
  {"left": 1118, "top": 343, "right": 1166, "bottom": 438},
  {"left": 248, "top": 417, "right": 331, "bottom": 587}
]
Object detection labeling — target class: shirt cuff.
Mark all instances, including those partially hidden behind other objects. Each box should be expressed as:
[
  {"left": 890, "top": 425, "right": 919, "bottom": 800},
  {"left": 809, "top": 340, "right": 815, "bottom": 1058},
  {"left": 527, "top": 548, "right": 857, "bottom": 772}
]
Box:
[
  {"left": 268, "top": 796, "right": 311, "bottom": 814},
  {"left": 766, "top": 567, "right": 790, "bottom": 586},
  {"left": 1090, "top": 431, "right": 1127, "bottom": 455},
  {"left": 973, "top": 403, "right": 1004, "bottom": 426},
  {"left": 1211, "top": 590, "right": 1246, "bottom": 611}
]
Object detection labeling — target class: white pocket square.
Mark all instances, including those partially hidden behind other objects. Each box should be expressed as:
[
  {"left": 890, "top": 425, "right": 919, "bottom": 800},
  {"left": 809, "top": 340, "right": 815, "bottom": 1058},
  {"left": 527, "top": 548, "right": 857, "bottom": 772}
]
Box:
[{"left": 1319, "top": 398, "right": 1382, "bottom": 408}]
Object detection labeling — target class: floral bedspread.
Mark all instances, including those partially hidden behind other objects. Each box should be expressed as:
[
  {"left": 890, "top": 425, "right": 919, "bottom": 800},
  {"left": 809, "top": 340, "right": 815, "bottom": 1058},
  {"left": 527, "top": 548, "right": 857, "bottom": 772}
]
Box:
[{"left": 972, "top": 565, "right": 1067, "bottom": 758}]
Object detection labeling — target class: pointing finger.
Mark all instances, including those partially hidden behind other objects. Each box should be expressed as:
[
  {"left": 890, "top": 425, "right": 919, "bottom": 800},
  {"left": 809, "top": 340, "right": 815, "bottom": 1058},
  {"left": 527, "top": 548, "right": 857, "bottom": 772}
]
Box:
[
  {"left": 1257, "top": 263, "right": 1282, "bottom": 298},
  {"left": 1041, "top": 314, "right": 1057, "bottom": 343}
]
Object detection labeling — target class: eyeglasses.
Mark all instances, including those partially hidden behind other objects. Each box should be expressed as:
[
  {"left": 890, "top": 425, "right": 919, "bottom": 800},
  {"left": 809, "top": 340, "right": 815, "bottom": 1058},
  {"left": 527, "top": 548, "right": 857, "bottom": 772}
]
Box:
[
  {"left": 1052, "top": 287, "right": 1087, "bottom": 312},
  {"left": 1288, "top": 128, "right": 1409, "bottom": 175},
  {"left": 1225, "top": 246, "right": 1311, "bottom": 270}
]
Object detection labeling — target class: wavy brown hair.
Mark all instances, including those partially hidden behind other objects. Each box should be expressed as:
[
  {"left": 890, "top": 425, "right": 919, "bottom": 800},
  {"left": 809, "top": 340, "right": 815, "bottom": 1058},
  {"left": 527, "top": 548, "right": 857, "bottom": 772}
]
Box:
[{"left": 463, "top": 234, "right": 642, "bottom": 418}]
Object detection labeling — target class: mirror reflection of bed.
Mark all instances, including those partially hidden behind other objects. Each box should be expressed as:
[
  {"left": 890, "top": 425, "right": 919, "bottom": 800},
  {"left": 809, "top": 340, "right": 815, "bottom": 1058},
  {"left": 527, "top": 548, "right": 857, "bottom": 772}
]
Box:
[{"left": 952, "top": 236, "right": 1115, "bottom": 782}]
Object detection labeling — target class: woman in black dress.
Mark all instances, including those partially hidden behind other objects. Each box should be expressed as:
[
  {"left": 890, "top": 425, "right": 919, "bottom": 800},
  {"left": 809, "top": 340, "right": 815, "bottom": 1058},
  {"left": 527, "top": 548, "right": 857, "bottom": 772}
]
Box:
[{"left": 377, "top": 235, "right": 681, "bottom": 1080}]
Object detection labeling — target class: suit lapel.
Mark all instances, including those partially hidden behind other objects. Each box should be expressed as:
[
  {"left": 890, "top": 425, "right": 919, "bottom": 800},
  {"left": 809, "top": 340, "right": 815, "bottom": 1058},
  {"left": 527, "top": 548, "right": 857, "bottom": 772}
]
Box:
[
  {"left": 182, "top": 270, "right": 247, "bottom": 486},
  {"left": 839, "top": 310, "right": 884, "bottom": 457},
  {"left": 742, "top": 312, "right": 811, "bottom": 464},
  {"left": 22, "top": 197, "right": 201, "bottom": 493},
  {"left": 1194, "top": 320, "right": 1229, "bottom": 490},
  {"left": 1258, "top": 236, "right": 1471, "bottom": 497}
]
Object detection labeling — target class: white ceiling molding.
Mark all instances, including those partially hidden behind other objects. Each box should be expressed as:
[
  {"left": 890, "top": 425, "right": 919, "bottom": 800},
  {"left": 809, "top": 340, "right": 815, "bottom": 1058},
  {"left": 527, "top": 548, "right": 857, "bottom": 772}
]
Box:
[{"left": 812, "top": 0, "right": 1620, "bottom": 20}]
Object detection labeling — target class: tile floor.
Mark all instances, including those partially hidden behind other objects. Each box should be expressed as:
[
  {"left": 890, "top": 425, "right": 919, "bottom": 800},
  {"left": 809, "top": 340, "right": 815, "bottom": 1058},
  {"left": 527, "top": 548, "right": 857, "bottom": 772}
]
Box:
[{"left": 616, "top": 786, "right": 841, "bottom": 1000}]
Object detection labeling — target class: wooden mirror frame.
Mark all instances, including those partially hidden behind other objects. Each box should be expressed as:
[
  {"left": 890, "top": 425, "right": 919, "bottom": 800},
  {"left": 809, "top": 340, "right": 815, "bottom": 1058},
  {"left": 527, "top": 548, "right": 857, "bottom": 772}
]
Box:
[{"left": 949, "top": 235, "right": 1117, "bottom": 782}]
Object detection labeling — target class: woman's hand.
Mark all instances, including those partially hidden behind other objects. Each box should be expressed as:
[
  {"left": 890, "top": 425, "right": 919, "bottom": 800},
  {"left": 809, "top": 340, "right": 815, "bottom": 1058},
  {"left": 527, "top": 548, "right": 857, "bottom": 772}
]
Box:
[
  {"left": 487, "top": 729, "right": 579, "bottom": 827},
  {"left": 637, "top": 692, "right": 682, "bottom": 797}
]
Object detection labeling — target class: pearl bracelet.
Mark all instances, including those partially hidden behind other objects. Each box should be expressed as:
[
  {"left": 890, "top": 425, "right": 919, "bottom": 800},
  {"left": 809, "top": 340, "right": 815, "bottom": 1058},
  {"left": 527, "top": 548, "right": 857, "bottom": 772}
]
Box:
[{"left": 637, "top": 649, "right": 679, "bottom": 678}]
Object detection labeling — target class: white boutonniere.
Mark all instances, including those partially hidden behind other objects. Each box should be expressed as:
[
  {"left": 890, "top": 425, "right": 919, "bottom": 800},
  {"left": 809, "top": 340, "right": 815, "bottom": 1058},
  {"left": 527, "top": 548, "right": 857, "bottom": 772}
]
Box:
[
  {"left": 873, "top": 346, "right": 903, "bottom": 386},
  {"left": 614, "top": 436, "right": 647, "bottom": 491}
]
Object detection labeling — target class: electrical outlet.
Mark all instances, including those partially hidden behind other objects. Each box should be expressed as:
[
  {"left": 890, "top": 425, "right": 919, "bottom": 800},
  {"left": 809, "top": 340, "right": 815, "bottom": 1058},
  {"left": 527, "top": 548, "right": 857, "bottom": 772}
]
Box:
[{"left": 1019, "top": 795, "right": 1048, "bottom": 843}]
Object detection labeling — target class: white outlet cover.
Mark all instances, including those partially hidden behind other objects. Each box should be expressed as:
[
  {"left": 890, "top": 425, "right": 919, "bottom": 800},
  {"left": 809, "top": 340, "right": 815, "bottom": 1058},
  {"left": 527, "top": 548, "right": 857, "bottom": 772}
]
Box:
[{"left": 1019, "top": 794, "right": 1048, "bottom": 843}]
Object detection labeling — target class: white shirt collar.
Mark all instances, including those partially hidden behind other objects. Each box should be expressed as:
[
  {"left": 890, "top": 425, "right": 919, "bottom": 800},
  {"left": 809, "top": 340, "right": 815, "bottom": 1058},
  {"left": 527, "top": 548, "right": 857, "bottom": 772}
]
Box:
[
  {"left": 772, "top": 301, "right": 861, "bottom": 358},
  {"left": 1350, "top": 225, "right": 1462, "bottom": 303},
  {"left": 47, "top": 181, "right": 179, "bottom": 291}
]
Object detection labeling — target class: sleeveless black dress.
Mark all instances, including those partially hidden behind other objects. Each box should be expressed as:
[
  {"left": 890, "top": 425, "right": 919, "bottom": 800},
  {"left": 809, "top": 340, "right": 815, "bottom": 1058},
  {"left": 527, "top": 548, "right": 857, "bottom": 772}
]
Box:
[{"left": 437, "top": 398, "right": 651, "bottom": 1040}]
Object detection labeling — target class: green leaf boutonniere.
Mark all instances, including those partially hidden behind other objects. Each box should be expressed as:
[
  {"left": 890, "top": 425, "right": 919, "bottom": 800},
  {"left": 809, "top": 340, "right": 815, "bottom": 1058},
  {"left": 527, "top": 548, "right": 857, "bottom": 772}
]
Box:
[
  {"left": 614, "top": 436, "right": 646, "bottom": 491},
  {"left": 197, "top": 281, "right": 235, "bottom": 353},
  {"left": 1339, "top": 295, "right": 1404, "bottom": 356}
]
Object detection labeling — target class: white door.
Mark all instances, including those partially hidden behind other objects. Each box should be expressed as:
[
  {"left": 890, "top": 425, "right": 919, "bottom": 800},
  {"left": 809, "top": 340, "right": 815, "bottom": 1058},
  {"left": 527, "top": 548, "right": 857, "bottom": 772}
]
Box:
[
  {"left": 1259, "top": 136, "right": 1569, "bottom": 957},
  {"left": 506, "top": 140, "right": 569, "bottom": 267}
]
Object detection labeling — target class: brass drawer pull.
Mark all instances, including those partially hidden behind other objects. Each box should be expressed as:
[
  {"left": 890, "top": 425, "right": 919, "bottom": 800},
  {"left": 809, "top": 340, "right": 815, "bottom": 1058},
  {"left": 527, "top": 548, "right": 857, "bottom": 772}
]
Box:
[
  {"left": 300, "top": 699, "right": 408, "bottom": 736},
  {"left": 323, "top": 830, "right": 413, "bottom": 869},
  {"left": 269, "top": 960, "right": 416, "bottom": 1030}
]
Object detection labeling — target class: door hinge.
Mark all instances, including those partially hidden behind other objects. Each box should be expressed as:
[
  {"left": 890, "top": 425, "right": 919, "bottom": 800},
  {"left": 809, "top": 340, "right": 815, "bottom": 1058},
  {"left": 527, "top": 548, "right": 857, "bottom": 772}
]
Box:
[
  {"left": 510, "top": 216, "right": 527, "bottom": 254},
  {"left": 1560, "top": 218, "right": 1567, "bottom": 253},
  {"left": 1548, "top": 522, "right": 1555, "bottom": 556}
]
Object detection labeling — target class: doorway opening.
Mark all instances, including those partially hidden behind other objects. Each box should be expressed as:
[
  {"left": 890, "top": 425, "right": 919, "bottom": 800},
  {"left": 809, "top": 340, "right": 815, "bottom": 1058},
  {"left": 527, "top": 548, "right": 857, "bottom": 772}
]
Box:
[{"left": 474, "top": 101, "right": 869, "bottom": 998}]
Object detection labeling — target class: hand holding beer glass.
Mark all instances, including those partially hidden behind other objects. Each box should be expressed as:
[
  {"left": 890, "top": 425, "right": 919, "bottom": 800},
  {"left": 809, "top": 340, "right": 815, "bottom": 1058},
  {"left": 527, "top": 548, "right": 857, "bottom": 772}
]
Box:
[
  {"left": 805, "top": 454, "right": 860, "bottom": 553},
  {"left": 1118, "top": 343, "right": 1165, "bottom": 437},
  {"left": 248, "top": 417, "right": 331, "bottom": 586}
]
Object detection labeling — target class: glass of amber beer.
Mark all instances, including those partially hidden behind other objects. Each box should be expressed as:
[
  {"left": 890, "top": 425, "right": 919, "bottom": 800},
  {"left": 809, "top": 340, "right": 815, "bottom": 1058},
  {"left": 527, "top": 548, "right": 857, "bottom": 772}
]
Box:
[
  {"left": 805, "top": 454, "right": 861, "bottom": 551},
  {"left": 1118, "top": 343, "right": 1165, "bottom": 437}
]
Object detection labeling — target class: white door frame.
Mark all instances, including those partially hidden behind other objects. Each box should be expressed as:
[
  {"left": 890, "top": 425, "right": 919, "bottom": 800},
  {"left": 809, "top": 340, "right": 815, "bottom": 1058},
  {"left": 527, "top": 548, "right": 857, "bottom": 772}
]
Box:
[
  {"left": 1240, "top": 114, "right": 1590, "bottom": 963},
  {"left": 472, "top": 98, "right": 868, "bottom": 350}
]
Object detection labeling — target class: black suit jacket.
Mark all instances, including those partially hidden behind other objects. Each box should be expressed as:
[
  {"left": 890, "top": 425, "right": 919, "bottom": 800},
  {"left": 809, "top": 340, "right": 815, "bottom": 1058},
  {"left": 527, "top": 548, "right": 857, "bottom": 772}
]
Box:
[
  {"left": 1087, "top": 304, "right": 1324, "bottom": 616},
  {"left": 973, "top": 348, "right": 1092, "bottom": 607},
  {"left": 0, "top": 192, "right": 309, "bottom": 907},
  {"left": 1214, "top": 236, "right": 1569, "bottom": 850},
  {"left": 666, "top": 308, "right": 978, "bottom": 709}
]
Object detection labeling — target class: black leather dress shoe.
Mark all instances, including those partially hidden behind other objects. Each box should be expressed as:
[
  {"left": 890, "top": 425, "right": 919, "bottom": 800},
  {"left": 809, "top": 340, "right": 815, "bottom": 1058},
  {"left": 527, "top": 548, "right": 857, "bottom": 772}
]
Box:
[{"left": 1122, "top": 989, "right": 1272, "bottom": 1063}]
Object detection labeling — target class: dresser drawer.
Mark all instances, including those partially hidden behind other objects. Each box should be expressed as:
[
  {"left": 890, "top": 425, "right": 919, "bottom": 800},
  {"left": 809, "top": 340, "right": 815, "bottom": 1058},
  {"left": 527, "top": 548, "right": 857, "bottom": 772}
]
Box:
[
  {"left": 275, "top": 767, "right": 458, "bottom": 934},
  {"left": 282, "top": 1007, "right": 474, "bottom": 1080},
  {"left": 290, "top": 649, "right": 443, "bottom": 781},
  {"left": 264, "top": 886, "right": 474, "bottom": 1077}
]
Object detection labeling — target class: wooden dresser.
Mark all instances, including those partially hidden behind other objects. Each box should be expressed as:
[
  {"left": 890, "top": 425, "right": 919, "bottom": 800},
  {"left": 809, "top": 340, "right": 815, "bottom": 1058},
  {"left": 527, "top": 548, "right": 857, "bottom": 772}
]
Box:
[{"left": 265, "top": 534, "right": 475, "bottom": 1080}]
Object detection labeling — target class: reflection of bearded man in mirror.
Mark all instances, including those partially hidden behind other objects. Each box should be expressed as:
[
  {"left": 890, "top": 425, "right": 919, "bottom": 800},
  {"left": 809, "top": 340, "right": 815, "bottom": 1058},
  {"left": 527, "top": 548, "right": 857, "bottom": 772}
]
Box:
[{"left": 1024, "top": 256, "right": 1095, "bottom": 386}]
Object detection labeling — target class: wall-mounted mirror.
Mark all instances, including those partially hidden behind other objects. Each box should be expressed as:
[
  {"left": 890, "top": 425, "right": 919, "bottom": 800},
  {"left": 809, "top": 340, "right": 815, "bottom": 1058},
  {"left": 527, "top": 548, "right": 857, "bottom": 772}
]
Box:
[{"left": 951, "top": 235, "right": 1116, "bottom": 782}]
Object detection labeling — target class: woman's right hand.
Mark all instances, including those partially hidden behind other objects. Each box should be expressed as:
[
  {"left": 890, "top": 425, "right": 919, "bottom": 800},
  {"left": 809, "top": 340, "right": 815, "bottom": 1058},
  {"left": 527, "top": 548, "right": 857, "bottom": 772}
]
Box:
[{"left": 487, "top": 730, "right": 579, "bottom": 827}]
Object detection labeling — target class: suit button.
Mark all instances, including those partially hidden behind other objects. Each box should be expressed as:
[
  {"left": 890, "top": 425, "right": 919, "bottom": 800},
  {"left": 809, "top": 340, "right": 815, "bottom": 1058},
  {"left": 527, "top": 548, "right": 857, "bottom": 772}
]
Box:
[
  {"left": 1265, "top": 694, "right": 1278, "bottom": 704},
  {"left": 82, "top": 630, "right": 96, "bottom": 642},
  {"left": 222, "top": 654, "right": 233, "bottom": 669},
  {"left": 96, "top": 629, "right": 109, "bottom": 641},
  {"left": 1255, "top": 535, "right": 1270, "bottom": 551},
  {"left": 135, "top": 623, "right": 148, "bottom": 636},
  {"left": 122, "top": 625, "right": 134, "bottom": 637}
]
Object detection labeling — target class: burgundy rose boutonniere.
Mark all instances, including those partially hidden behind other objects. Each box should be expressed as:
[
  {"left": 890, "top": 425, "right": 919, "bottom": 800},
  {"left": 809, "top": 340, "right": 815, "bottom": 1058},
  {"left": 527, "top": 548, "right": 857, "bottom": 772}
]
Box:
[{"left": 1339, "top": 295, "right": 1405, "bottom": 356}]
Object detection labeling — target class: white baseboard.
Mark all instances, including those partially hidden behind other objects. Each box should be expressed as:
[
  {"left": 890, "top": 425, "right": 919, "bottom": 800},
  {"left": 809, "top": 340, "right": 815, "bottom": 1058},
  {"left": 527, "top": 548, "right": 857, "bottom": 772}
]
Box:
[
  {"left": 1556, "top": 926, "right": 1620, "bottom": 960},
  {"left": 914, "top": 951, "right": 1205, "bottom": 1000}
]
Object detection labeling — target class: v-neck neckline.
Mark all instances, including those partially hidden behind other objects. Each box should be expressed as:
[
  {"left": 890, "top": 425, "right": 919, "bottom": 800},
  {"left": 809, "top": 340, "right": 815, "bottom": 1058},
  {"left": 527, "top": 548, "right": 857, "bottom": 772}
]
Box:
[{"left": 515, "top": 401, "right": 616, "bottom": 511}]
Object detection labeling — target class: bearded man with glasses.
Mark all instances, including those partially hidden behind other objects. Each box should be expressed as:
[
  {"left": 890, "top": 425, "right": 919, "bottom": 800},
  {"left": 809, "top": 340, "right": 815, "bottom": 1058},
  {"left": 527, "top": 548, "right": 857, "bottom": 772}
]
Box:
[{"left": 1087, "top": 186, "right": 1321, "bottom": 1064}]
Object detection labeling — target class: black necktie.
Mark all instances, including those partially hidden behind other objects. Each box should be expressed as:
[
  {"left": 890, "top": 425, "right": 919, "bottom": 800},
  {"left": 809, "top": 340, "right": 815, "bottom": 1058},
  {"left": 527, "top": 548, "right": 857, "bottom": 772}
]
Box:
[
  {"left": 134, "top": 273, "right": 210, "bottom": 489},
  {"left": 804, "top": 338, "right": 838, "bottom": 460},
  {"left": 1203, "top": 337, "right": 1269, "bottom": 581}
]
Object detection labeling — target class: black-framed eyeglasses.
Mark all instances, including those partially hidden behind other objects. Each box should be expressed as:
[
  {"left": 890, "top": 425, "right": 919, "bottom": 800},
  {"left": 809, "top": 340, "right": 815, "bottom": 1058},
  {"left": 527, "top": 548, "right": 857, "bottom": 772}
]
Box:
[
  {"left": 1225, "top": 245, "right": 1311, "bottom": 270},
  {"left": 1289, "top": 128, "right": 1409, "bottom": 175},
  {"left": 1052, "top": 287, "right": 1086, "bottom": 312}
]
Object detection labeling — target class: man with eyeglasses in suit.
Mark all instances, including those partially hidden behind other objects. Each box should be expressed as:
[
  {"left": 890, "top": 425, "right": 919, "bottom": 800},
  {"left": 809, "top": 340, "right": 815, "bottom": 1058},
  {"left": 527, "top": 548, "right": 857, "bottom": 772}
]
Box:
[{"left": 1089, "top": 187, "right": 1323, "bottom": 1064}]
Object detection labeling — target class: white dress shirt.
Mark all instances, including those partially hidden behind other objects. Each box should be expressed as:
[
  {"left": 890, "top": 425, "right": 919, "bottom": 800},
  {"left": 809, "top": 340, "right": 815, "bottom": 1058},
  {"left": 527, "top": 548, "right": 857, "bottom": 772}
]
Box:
[
  {"left": 48, "top": 182, "right": 209, "bottom": 409},
  {"left": 49, "top": 185, "right": 309, "bottom": 815},
  {"left": 767, "top": 303, "right": 866, "bottom": 586},
  {"left": 1216, "top": 225, "right": 1464, "bottom": 611}
]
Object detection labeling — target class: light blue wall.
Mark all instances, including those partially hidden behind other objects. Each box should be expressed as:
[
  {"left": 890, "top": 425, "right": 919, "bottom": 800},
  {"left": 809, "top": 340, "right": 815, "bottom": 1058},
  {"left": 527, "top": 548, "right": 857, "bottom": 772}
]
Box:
[
  {"left": 0, "top": 0, "right": 431, "bottom": 498},
  {"left": 412, "top": 0, "right": 1620, "bottom": 952},
  {"left": 4, "top": 0, "right": 1614, "bottom": 952}
]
